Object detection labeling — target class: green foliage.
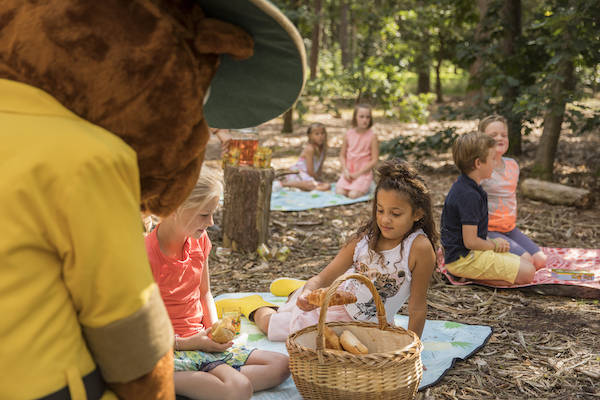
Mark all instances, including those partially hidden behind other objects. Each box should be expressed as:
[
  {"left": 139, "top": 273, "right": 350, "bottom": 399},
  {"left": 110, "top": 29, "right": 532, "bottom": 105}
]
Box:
[
  {"left": 395, "top": 93, "right": 436, "bottom": 123},
  {"left": 380, "top": 126, "right": 459, "bottom": 159},
  {"left": 458, "top": 0, "right": 600, "bottom": 143},
  {"left": 564, "top": 103, "right": 600, "bottom": 136}
]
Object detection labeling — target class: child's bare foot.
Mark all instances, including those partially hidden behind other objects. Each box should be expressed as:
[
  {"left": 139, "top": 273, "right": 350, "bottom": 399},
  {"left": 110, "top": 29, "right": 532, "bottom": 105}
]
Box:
[
  {"left": 316, "top": 182, "right": 331, "bottom": 191},
  {"left": 532, "top": 251, "right": 547, "bottom": 270}
]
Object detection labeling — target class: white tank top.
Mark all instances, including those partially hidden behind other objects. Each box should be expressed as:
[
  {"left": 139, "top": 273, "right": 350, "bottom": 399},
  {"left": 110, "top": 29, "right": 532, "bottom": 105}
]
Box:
[{"left": 341, "top": 229, "right": 425, "bottom": 324}]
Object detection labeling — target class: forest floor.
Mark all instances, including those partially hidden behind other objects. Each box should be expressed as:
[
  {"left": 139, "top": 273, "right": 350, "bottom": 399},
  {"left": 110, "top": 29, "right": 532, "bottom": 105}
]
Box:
[{"left": 202, "top": 107, "right": 600, "bottom": 400}]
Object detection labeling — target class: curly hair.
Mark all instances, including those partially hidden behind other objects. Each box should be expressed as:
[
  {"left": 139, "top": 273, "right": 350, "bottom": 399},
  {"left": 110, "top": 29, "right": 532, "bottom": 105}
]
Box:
[{"left": 354, "top": 159, "right": 438, "bottom": 257}]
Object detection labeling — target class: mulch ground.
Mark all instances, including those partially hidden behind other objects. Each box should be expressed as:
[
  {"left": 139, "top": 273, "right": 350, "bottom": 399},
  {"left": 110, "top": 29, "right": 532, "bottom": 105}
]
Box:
[{"left": 202, "top": 110, "right": 600, "bottom": 399}]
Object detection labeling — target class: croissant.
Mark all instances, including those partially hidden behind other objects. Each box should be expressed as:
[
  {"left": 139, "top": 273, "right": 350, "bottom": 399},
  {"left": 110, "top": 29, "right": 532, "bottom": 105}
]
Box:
[
  {"left": 305, "top": 288, "right": 357, "bottom": 307},
  {"left": 340, "top": 330, "right": 369, "bottom": 355},
  {"left": 210, "top": 317, "right": 236, "bottom": 344}
]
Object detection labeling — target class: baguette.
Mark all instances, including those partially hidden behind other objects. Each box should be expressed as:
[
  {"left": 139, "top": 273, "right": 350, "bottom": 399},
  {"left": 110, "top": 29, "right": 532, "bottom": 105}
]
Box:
[
  {"left": 340, "top": 330, "right": 368, "bottom": 355},
  {"left": 323, "top": 325, "right": 342, "bottom": 350},
  {"left": 210, "top": 317, "right": 236, "bottom": 344},
  {"left": 305, "top": 288, "right": 357, "bottom": 307}
]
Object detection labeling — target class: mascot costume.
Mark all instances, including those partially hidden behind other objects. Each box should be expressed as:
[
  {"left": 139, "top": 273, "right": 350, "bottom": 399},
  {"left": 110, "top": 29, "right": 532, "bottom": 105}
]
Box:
[{"left": 0, "top": 0, "right": 305, "bottom": 399}]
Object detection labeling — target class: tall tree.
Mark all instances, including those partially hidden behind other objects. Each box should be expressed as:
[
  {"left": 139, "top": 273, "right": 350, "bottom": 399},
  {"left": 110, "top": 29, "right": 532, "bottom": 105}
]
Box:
[
  {"left": 500, "top": 0, "right": 523, "bottom": 155},
  {"left": 534, "top": 58, "right": 574, "bottom": 179},
  {"left": 339, "top": 0, "right": 351, "bottom": 68},
  {"left": 531, "top": 0, "right": 600, "bottom": 179},
  {"left": 465, "top": 0, "right": 491, "bottom": 106},
  {"left": 309, "top": 0, "right": 322, "bottom": 80}
]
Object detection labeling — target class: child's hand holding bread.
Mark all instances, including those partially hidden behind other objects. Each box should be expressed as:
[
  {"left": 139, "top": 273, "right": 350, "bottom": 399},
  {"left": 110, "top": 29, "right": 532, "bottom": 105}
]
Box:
[
  {"left": 297, "top": 287, "right": 357, "bottom": 311},
  {"left": 210, "top": 317, "right": 237, "bottom": 344}
]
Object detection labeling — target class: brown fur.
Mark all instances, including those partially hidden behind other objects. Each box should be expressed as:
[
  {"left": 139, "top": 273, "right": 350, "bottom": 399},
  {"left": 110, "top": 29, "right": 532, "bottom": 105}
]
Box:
[
  {"left": 109, "top": 350, "right": 174, "bottom": 399},
  {"left": 0, "top": 0, "right": 253, "bottom": 216}
]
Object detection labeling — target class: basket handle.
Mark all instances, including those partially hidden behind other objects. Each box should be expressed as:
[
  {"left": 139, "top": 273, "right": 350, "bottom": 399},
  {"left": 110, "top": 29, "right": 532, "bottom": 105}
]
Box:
[{"left": 315, "top": 273, "right": 388, "bottom": 353}]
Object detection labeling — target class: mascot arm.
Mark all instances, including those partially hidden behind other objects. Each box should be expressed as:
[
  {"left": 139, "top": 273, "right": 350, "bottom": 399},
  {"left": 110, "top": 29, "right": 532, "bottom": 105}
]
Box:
[{"left": 57, "top": 138, "right": 174, "bottom": 395}]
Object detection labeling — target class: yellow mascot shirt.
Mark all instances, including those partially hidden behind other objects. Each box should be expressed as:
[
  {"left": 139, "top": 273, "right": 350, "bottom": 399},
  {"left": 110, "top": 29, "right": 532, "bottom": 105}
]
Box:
[{"left": 0, "top": 79, "right": 173, "bottom": 399}]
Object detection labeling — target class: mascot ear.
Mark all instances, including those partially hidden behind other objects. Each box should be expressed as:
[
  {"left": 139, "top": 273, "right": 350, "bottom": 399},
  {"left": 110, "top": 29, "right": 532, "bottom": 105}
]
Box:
[{"left": 194, "top": 18, "right": 254, "bottom": 60}]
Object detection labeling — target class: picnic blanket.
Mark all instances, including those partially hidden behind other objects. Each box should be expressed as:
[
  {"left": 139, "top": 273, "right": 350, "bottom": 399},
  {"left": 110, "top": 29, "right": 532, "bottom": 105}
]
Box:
[
  {"left": 270, "top": 183, "right": 374, "bottom": 212},
  {"left": 437, "top": 247, "right": 600, "bottom": 299},
  {"left": 214, "top": 292, "right": 493, "bottom": 399}
]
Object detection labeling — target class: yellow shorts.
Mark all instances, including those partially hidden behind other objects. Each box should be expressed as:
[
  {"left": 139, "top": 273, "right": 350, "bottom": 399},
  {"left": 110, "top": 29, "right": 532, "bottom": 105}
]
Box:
[{"left": 446, "top": 250, "right": 520, "bottom": 284}]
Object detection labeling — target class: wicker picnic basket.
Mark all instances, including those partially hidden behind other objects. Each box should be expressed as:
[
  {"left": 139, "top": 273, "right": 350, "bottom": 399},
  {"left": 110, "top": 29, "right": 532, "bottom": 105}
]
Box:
[{"left": 286, "top": 274, "right": 423, "bottom": 400}]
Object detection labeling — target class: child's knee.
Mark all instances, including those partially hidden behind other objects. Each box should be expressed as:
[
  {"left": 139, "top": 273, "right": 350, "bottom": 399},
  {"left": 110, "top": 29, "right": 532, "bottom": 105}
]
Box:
[
  {"left": 521, "top": 252, "right": 533, "bottom": 263},
  {"left": 515, "top": 257, "right": 535, "bottom": 284},
  {"left": 266, "top": 353, "right": 291, "bottom": 384},
  {"left": 224, "top": 373, "right": 253, "bottom": 400}
]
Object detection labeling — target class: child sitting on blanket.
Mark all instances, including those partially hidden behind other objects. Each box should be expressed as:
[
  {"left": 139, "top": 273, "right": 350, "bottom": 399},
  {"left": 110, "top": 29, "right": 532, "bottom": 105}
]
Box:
[
  {"left": 217, "top": 159, "right": 437, "bottom": 338},
  {"left": 478, "top": 115, "right": 547, "bottom": 270},
  {"left": 336, "top": 104, "right": 379, "bottom": 198},
  {"left": 145, "top": 167, "right": 289, "bottom": 400},
  {"left": 280, "top": 122, "right": 331, "bottom": 191},
  {"left": 441, "top": 132, "right": 536, "bottom": 286}
]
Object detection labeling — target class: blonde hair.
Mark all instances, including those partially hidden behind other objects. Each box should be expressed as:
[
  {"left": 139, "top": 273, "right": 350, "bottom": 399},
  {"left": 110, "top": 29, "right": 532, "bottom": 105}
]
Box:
[
  {"left": 307, "top": 122, "right": 328, "bottom": 160},
  {"left": 452, "top": 132, "right": 496, "bottom": 174},
  {"left": 478, "top": 114, "right": 507, "bottom": 133},
  {"left": 179, "top": 167, "right": 223, "bottom": 211}
]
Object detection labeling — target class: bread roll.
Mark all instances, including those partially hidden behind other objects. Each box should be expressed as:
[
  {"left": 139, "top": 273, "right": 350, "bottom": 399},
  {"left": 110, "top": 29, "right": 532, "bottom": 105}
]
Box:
[
  {"left": 210, "top": 317, "right": 236, "bottom": 344},
  {"left": 323, "top": 325, "right": 342, "bottom": 350},
  {"left": 340, "top": 330, "right": 368, "bottom": 355},
  {"left": 306, "top": 288, "right": 357, "bottom": 307}
]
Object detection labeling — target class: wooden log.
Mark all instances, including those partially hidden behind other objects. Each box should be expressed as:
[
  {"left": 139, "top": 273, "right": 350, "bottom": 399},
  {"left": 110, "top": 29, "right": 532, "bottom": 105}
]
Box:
[
  {"left": 520, "top": 178, "right": 593, "bottom": 208},
  {"left": 222, "top": 165, "right": 274, "bottom": 252}
]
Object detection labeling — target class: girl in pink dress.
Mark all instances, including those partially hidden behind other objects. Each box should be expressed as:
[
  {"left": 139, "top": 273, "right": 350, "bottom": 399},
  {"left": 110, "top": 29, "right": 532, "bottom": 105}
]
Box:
[{"left": 336, "top": 104, "right": 379, "bottom": 198}]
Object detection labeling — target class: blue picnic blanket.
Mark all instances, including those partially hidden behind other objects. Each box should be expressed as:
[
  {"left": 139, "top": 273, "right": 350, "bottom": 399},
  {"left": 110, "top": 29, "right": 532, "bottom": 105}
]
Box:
[
  {"left": 215, "top": 292, "right": 493, "bottom": 399},
  {"left": 270, "top": 183, "right": 374, "bottom": 212}
]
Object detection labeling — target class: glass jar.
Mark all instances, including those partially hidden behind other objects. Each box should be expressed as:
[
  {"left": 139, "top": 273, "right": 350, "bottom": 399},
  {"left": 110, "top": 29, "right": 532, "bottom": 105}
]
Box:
[{"left": 229, "top": 128, "right": 258, "bottom": 166}]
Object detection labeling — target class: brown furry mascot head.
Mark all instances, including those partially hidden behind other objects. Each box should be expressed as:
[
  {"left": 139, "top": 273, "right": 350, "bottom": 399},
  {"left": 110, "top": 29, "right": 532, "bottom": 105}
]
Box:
[{"left": 0, "top": 0, "right": 305, "bottom": 216}]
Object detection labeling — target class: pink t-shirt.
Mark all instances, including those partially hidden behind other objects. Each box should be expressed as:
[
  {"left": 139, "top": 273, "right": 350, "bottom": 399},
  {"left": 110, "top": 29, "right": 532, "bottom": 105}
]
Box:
[
  {"left": 145, "top": 226, "right": 212, "bottom": 337},
  {"left": 481, "top": 157, "right": 519, "bottom": 233}
]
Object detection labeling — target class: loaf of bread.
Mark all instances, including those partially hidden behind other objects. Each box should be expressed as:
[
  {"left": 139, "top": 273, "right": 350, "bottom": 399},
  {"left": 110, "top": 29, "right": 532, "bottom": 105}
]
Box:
[
  {"left": 340, "top": 330, "right": 368, "bottom": 355},
  {"left": 323, "top": 325, "right": 342, "bottom": 350},
  {"left": 305, "top": 288, "right": 357, "bottom": 307},
  {"left": 210, "top": 317, "right": 236, "bottom": 344}
]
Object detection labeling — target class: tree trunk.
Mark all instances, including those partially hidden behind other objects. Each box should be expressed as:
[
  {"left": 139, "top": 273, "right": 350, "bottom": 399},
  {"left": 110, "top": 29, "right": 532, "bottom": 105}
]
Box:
[
  {"left": 465, "top": 0, "right": 490, "bottom": 106},
  {"left": 309, "top": 0, "right": 322, "bottom": 80},
  {"left": 415, "top": 29, "right": 431, "bottom": 94},
  {"left": 282, "top": 108, "right": 293, "bottom": 133},
  {"left": 534, "top": 59, "right": 575, "bottom": 180},
  {"left": 350, "top": 10, "right": 357, "bottom": 64},
  {"left": 417, "top": 69, "right": 430, "bottom": 94},
  {"left": 435, "top": 57, "right": 443, "bottom": 103},
  {"left": 521, "top": 178, "right": 592, "bottom": 208},
  {"left": 501, "top": 0, "right": 523, "bottom": 155},
  {"left": 222, "top": 166, "right": 274, "bottom": 252},
  {"left": 339, "top": 0, "right": 351, "bottom": 68}
]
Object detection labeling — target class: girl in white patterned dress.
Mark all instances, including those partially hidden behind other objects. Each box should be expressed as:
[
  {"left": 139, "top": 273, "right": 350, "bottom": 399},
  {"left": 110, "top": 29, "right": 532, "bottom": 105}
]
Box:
[{"left": 243, "top": 159, "right": 439, "bottom": 339}]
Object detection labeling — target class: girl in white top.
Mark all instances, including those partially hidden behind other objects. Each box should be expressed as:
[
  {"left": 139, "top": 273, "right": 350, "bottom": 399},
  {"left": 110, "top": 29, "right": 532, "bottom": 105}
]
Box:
[
  {"left": 249, "top": 159, "right": 438, "bottom": 339},
  {"left": 281, "top": 122, "right": 331, "bottom": 191}
]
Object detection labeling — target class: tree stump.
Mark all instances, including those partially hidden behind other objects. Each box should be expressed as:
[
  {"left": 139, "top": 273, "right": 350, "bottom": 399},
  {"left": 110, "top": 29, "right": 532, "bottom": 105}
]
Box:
[
  {"left": 222, "top": 165, "right": 274, "bottom": 252},
  {"left": 521, "top": 178, "right": 593, "bottom": 208}
]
